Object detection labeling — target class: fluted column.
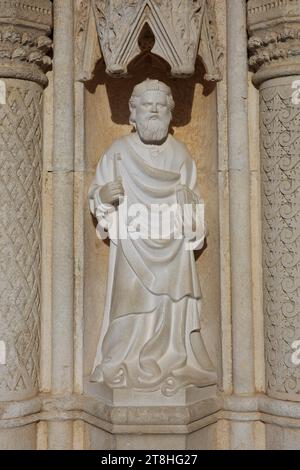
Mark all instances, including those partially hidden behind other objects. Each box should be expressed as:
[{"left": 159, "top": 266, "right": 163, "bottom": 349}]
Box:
[
  {"left": 248, "top": 0, "right": 300, "bottom": 401},
  {"left": 0, "top": 1, "right": 52, "bottom": 402}
]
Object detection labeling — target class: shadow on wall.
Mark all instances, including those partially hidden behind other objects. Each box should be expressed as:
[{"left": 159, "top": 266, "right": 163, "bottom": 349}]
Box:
[{"left": 85, "top": 53, "right": 216, "bottom": 128}]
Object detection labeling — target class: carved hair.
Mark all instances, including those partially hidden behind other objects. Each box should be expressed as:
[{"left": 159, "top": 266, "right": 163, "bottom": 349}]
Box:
[{"left": 129, "top": 79, "right": 175, "bottom": 125}]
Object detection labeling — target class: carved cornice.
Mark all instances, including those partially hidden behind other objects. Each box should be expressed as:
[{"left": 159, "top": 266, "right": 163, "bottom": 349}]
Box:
[
  {"left": 0, "top": 0, "right": 52, "bottom": 26},
  {"left": 247, "top": 0, "right": 300, "bottom": 85},
  {"left": 75, "top": 0, "right": 222, "bottom": 82},
  {"left": 248, "top": 0, "right": 300, "bottom": 26},
  {"left": 0, "top": 0, "right": 52, "bottom": 86}
]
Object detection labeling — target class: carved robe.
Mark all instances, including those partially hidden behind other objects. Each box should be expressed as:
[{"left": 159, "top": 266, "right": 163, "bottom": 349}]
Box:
[{"left": 89, "top": 133, "right": 216, "bottom": 396}]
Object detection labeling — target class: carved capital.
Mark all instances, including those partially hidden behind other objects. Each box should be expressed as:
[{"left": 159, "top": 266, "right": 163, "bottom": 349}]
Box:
[
  {"left": 247, "top": 0, "right": 300, "bottom": 85},
  {"left": 0, "top": 0, "right": 52, "bottom": 86}
]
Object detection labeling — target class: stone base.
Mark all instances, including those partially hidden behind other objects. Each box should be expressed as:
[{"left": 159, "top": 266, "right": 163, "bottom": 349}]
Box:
[
  {"left": 113, "top": 384, "right": 217, "bottom": 407},
  {"left": 85, "top": 421, "right": 219, "bottom": 450},
  {"left": 0, "top": 424, "right": 37, "bottom": 450},
  {"left": 83, "top": 378, "right": 220, "bottom": 449},
  {"left": 85, "top": 377, "right": 217, "bottom": 406}
]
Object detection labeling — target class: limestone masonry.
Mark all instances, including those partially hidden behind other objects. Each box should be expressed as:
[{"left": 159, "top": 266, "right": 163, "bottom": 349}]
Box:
[{"left": 0, "top": 0, "right": 300, "bottom": 450}]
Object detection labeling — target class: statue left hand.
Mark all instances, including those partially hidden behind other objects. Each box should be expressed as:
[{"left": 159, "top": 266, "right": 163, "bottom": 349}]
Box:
[
  {"left": 175, "top": 185, "right": 203, "bottom": 240},
  {"left": 176, "top": 184, "right": 198, "bottom": 206}
]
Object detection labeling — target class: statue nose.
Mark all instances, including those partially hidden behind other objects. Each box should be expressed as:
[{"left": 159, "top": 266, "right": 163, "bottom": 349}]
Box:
[{"left": 151, "top": 104, "right": 158, "bottom": 112}]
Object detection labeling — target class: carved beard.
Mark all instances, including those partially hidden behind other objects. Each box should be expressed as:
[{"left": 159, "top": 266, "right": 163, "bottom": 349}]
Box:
[{"left": 136, "top": 115, "right": 170, "bottom": 144}]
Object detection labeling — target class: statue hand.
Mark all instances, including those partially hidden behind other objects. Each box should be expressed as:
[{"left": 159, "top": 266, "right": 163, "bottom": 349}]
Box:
[
  {"left": 176, "top": 184, "right": 196, "bottom": 206},
  {"left": 175, "top": 185, "right": 205, "bottom": 240},
  {"left": 99, "top": 179, "right": 124, "bottom": 205}
]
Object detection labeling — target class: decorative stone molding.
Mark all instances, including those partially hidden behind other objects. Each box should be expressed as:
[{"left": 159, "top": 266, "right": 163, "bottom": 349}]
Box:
[
  {"left": 0, "top": 0, "right": 52, "bottom": 86},
  {"left": 0, "top": 0, "right": 52, "bottom": 23},
  {"left": 0, "top": 79, "right": 42, "bottom": 401},
  {"left": 75, "top": 0, "right": 91, "bottom": 71},
  {"left": 248, "top": 0, "right": 300, "bottom": 402},
  {"left": 247, "top": 0, "right": 300, "bottom": 85},
  {"left": 260, "top": 76, "right": 300, "bottom": 401},
  {"left": 75, "top": 0, "right": 222, "bottom": 81},
  {"left": 247, "top": 0, "right": 300, "bottom": 24}
]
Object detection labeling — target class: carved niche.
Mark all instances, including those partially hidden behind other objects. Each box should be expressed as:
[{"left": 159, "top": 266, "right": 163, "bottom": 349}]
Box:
[{"left": 75, "top": 0, "right": 222, "bottom": 81}]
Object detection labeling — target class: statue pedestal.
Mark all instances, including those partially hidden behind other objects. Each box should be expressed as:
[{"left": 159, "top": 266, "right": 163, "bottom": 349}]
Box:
[
  {"left": 86, "top": 379, "right": 217, "bottom": 406},
  {"left": 113, "top": 383, "right": 217, "bottom": 406},
  {"left": 84, "top": 378, "right": 220, "bottom": 449}
]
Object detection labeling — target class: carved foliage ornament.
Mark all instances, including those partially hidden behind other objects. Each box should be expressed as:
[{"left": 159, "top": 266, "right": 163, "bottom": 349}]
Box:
[
  {"left": 0, "top": 0, "right": 52, "bottom": 86},
  {"left": 247, "top": 0, "right": 300, "bottom": 85},
  {"left": 75, "top": 0, "right": 222, "bottom": 81}
]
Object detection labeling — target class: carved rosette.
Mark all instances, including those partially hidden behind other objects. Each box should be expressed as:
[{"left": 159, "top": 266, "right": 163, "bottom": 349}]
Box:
[
  {"left": 0, "top": 1, "right": 52, "bottom": 401},
  {"left": 248, "top": 1, "right": 300, "bottom": 400}
]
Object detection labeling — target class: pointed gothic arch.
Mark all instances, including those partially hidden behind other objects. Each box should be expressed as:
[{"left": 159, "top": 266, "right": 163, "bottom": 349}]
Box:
[{"left": 75, "top": 0, "right": 223, "bottom": 82}]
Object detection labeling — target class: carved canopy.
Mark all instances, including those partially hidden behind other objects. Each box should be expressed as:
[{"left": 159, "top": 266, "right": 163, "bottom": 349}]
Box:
[{"left": 75, "top": 0, "right": 222, "bottom": 81}]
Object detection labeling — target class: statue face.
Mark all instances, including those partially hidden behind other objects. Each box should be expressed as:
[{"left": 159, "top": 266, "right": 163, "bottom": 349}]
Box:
[{"left": 134, "top": 90, "right": 172, "bottom": 144}]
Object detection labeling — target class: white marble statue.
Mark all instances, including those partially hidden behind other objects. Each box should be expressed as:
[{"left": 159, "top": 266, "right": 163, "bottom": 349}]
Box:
[{"left": 89, "top": 79, "right": 216, "bottom": 396}]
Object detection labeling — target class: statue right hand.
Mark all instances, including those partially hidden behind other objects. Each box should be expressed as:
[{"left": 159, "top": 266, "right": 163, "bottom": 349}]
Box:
[{"left": 99, "top": 179, "right": 124, "bottom": 205}]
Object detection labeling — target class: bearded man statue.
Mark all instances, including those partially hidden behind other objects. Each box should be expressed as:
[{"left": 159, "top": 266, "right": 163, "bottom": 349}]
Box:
[{"left": 88, "top": 79, "right": 216, "bottom": 396}]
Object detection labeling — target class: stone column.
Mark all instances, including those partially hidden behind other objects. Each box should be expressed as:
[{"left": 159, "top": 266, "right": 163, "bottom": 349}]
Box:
[
  {"left": 47, "top": 0, "right": 75, "bottom": 450},
  {"left": 226, "top": 0, "right": 257, "bottom": 450},
  {"left": 227, "top": 0, "right": 255, "bottom": 397},
  {"left": 248, "top": 0, "right": 300, "bottom": 402},
  {"left": 0, "top": 1, "right": 52, "bottom": 402}
]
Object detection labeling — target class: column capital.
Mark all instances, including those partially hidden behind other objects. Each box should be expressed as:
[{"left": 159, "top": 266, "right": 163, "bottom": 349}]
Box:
[
  {"left": 247, "top": 0, "right": 300, "bottom": 85},
  {"left": 0, "top": 0, "right": 52, "bottom": 86}
]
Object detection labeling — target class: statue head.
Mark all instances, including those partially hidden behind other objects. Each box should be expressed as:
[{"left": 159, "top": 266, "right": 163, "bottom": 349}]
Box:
[{"left": 129, "top": 79, "right": 175, "bottom": 144}]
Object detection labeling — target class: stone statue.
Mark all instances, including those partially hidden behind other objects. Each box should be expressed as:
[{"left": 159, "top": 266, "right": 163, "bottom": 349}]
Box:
[{"left": 89, "top": 79, "right": 216, "bottom": 396}]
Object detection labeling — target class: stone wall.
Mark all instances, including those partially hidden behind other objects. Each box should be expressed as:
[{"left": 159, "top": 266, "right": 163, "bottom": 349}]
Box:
[{"left": 1, "top": 0, "right": 300, "bottom": 450}]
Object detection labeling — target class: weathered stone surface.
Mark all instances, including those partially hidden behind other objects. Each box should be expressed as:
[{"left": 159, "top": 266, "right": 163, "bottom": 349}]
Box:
[
  {"left": 75, "top": 0, "right": 222, "bottom": 81},
  {"left": 260, "top": 76, "right": 300, "bottom": 401},
  {"left": 0, "top": 1, "right": 52, "bottom": 85},
  {"left": 248, "top": 0, "right": 300, "bottom": 403},
  {"left": 248, "top": 0, "right": 300, "bottom": 84},
  {"left": 0, "top": 79, "right": 42, "bottom": 401},
  {"left": 3, "top": 0, "right": 300, "bottom": 451},
  {"left": 0, "top": 0, "right": 52, "bottom": 409}
]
